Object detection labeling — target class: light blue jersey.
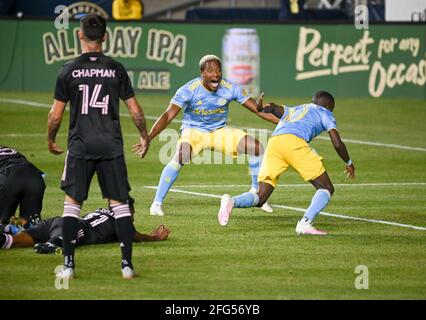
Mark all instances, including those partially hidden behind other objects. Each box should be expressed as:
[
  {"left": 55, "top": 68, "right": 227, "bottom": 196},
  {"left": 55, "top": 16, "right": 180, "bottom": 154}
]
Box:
[
  {"left": 171, "top": 77, "right": 250, "bottom": 132},
  {"left": 272, "top": 103, "right": 337, "bottom": 142}
]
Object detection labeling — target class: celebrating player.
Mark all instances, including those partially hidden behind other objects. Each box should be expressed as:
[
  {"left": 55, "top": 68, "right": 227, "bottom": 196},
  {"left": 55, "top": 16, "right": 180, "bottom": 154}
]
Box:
[
  {"left": 47, "top": 13, "right": 149, "bottom": 280},
  {"left": 217, "top": 91, "right": 355, "bottom": 235},
  {"left": 143, "top": 54, "right": 278, "bottom": 217}
]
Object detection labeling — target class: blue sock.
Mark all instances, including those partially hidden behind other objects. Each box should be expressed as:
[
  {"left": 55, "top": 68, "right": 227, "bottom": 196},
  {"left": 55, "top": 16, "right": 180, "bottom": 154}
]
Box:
[
  {"left": 248, "top": 155, "right": 261, "bottom": 190},
  {"left": 154, "top": 160, "right": 182, "bottom": 204},
  {"left": 232, "top": 192, "right": 259, "bottom": 208},
  {"left": 303, "top": 189, "right": 331, "bottom": 222}
]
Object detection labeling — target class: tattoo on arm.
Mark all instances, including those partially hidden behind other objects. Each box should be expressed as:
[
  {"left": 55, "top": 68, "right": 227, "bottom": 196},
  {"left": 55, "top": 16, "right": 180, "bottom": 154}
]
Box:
[{"left": 47, "top": 112, "right": 62, "bottom": 143}]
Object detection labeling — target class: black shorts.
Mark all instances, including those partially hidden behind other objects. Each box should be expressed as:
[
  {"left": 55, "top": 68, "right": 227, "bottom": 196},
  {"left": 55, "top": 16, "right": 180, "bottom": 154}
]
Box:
[
  {"left": 61, "top": 154, "right": 131, "bottom": 203},
  {"left": 24, "top": 217, "right": 63, "bottom": 244},
  {"left": 0, "top": 165, "right": 46, "bottom": 224}
]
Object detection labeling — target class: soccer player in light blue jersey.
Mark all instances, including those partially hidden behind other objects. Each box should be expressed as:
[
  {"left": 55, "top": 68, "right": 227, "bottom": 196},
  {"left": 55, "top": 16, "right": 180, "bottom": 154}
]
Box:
[
  {"left": 143, "top": 55, "right": 278, "bottom": 216},
  {"left": 217, "top": 91, "right": 355, "bottom": 235}
]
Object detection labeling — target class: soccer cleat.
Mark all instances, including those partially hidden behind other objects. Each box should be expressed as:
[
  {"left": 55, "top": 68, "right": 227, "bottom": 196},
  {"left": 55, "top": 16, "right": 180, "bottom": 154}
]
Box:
[
  {"left": 249, "top": 187, "right": 274, "bottom": 213},
  {"left": 218, "top": 194, "right": 233, "bottom": 226},
  {"left": 295, "top": 219, "right": 327, "bottom": 235},
  {"left": 34, "top": 242, "right": 64, "bottom": 255},
  {"left": 150, "top": 202, "right": 164, "bottom": 216},
  {"left": 55, "top": 267, "right": 74, "bottom": 280},
  {"left": 260, "top": 202, "right": 274, "bottom": 213},
  {"left": 122, "top": 266, "right": 136, "bottom": 279}
]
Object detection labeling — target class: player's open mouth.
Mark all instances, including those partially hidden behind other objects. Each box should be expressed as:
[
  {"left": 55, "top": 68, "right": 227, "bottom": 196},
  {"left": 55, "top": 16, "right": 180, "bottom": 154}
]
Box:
[{"left": 210, "top": 80, "right": 220, "bottom": 89}]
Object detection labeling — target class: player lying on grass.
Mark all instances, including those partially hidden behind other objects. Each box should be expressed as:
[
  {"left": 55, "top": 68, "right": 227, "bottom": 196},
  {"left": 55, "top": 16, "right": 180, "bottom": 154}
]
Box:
[
  {"left": 217, "top": 91, "right": 355, "bottom": 235},
  {"left": 0, "top": 207, "right": 171, "bottom": 252},
  {"left": 142, "top": 54, "right": 278, "bottom": 217},
  {"left": 0, "top": 146, "right": 45, "bottom": 231}
]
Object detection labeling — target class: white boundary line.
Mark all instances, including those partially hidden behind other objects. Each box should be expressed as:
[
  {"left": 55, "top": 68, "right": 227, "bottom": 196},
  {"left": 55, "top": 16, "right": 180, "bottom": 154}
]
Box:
[
  {"left": 1, "top": 98, "right": 426, "bottom": 152},
  {"left": 144, "top": 182, "right": 426, "bottom": 188},
  {"left": 143, "top": 186, "right": 426, "bottom": 231}
]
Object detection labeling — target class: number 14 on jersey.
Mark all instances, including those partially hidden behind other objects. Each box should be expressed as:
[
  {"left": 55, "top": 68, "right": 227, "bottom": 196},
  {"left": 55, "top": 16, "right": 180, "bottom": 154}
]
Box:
[{"left": 79, "top": 84, "right": 109, "bottom": 115}]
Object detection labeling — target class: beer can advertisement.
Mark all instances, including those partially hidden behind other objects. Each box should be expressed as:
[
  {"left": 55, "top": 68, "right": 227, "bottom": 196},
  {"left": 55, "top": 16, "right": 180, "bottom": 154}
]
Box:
[{"left": 222, "top": 28, "right": 260, "bottom": 97}]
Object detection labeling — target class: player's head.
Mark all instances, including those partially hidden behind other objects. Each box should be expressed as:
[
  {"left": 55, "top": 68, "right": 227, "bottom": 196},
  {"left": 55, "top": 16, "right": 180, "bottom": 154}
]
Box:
[
  {"left": 199, "top": 54, "right": 222, "bottom": 92},
  {"left": 79, "top": 13, "right": 107, "bottom": 44},
  {"left": 312, "top": 91, "right": 335, "bottom": 112}
]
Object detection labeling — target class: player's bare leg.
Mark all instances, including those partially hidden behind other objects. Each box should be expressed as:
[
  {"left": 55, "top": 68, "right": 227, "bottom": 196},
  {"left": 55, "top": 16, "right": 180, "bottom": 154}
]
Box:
[
  {"left": 296, "top": 172, "right": 334, "bottom": 235},
  {"left": 236, "top": 136, "right": 273, "bottom": 213},
  {"left": 150, "top": 142, "right": 192, "bottom": 216},
  {"left": 11, "top": 232, "right": 35, "bottom": 248},
  {"left": 219, "top": 182, "right": 274, "bottom": 226}
]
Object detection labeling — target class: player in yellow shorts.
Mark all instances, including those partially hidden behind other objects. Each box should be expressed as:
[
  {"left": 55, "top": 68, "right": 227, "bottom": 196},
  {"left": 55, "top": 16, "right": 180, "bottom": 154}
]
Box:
[
  {"left": 142, "top": 55, "right": 278, "bottom": 216},
  {"left": 218, "top": 91, "right": 355, "bottom": 235}
]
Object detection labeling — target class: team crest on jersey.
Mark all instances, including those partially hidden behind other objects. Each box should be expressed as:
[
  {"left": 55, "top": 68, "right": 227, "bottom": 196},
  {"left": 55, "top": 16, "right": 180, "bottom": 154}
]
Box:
[{"left": 218, "top": 98, "right": 227, "bottom": 106}]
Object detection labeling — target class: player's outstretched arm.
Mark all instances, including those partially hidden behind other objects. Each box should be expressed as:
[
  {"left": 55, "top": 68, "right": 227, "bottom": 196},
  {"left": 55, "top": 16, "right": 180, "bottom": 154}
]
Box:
[
  {"left": 125, "top": 97, "right": 150, "bottom": 158},
  {"left": 262, "top": 103, "right": 285, "bottom": 119},
  {"left": 328, "top": 129, "right": 355, "bottom": 179},
  {"left": 148, "top": 104, "right": 181, "bottom": 142},
  {"left": 47, "top": 99, "right": 67, "bottom": 155},
  {"left": 132, "top": 225, "right": 171, "bottom": 242},
  {"left": 242, "top": 97, "right": 280, "bottom": 124}
]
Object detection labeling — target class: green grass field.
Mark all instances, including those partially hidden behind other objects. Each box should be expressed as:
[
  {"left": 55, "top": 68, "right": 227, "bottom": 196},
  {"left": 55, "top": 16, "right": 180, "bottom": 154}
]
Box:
[{"left": 0, "top": 91, "right": 425, "bottom": 300}]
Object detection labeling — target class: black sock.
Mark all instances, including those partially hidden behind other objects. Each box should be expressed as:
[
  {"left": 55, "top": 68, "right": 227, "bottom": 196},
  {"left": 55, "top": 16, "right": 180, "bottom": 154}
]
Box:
[
  {"left": 0, "top": 234, "right": 6, "bottom": 248},
  {"left": 62, "top": 217, "right": 79, "bottom": 269},
  {"left": 115, "top": 216, "right": 134, "bottom": 269}
]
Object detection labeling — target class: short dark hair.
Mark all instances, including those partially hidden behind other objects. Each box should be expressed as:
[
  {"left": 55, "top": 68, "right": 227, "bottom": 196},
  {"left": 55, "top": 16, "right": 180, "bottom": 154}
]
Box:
[
  {"left": 312, "top": 91, "right": 335, "bottom": 109},
  {"left": 81, "top": 13, "right": 106, "bottom": 42}
]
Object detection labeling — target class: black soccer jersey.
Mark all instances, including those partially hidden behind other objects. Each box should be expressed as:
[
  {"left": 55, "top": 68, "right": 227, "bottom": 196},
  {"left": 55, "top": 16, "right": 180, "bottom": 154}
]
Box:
[
  {"left": 77, "top": 208, "right": 118, "bottom": 245},
  {"left": 0, "top": 146, "right": 43, "bottom": 175},
  {"left": 54, "top": 52, "right": 135, "bottom": 160}
]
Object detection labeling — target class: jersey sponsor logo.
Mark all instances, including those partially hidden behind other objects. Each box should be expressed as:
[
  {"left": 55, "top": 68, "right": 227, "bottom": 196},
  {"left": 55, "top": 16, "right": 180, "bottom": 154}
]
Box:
[
  {"left": 193, "top": 107, "right": 226, "bottom": 116},
  {"left": 72, "top": 68, "right": 116, "bottom": 78}
]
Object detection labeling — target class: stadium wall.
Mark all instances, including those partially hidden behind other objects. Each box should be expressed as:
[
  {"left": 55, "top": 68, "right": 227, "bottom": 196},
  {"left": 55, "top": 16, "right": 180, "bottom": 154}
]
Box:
[{"left": 0, "top": 19, "right": 424, "bottom": 99}]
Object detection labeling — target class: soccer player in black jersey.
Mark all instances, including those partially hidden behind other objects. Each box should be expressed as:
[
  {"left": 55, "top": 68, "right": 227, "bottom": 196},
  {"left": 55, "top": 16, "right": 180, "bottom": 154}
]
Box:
[
  {"left": 0, "top": 146, "right": 45, "bottom": 230},
  {"left": 0, "top": 208, "right": 171, "bottom": 252},
  {"left": 47, "top": 13, "right": 149, "bottom": 279}
]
